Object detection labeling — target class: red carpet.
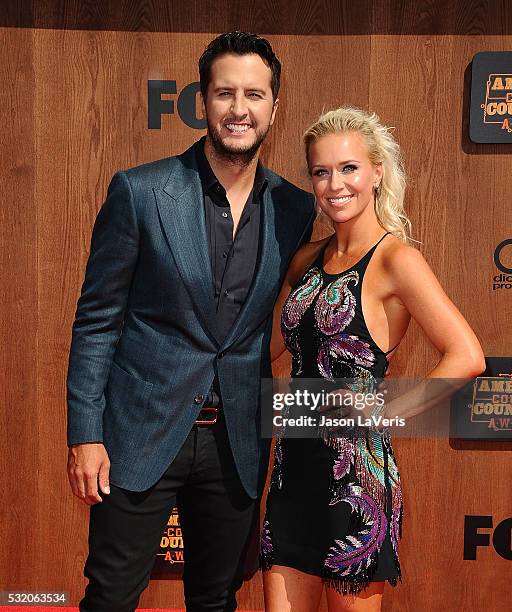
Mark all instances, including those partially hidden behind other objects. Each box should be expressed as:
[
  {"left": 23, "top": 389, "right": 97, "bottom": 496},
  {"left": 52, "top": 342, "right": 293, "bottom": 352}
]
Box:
[
  {"left": 2, "top": 609, "right": 186, "bottom": 612},
  {"left": 2, "top": 608, "right": 261, "bottom": 612}
]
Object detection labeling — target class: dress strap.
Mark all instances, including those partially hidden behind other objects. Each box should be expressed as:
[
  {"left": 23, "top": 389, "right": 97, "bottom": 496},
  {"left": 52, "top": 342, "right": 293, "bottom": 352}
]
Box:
[
  {"left": 317, "top": 231, "right": 391, "bottom": 277},
  {"left": 384, "top": 341, "right": 400, "bottom": 355},
  {"left": 356, "top": 232, "right": 391, "bottom": 270},
  {"left": 373, "top": 232, "right": 391, "bottom": 249},
  {"left": 363, "top": 232, "right": 391, "bottom": 258}
]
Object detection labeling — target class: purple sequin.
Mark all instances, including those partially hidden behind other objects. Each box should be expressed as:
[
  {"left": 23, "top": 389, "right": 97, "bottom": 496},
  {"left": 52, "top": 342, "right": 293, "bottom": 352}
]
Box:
[
  {"left": 333, "top": 439, "right": 354, "bottom": 480},
  {"left": 318, "top": 335, "right": 375, "bottom": 381},
  {"left": 261, "top": 519, "right": 273, "bottom": 555},
  {"left": 325, "top": 483, "right": 388, "bottom": 577},
  {"left": 315, "top": 271, "right": 359, "bottom": 335},
  {"left": 282, "top": 268, "right": 322, "bottom": 330}
]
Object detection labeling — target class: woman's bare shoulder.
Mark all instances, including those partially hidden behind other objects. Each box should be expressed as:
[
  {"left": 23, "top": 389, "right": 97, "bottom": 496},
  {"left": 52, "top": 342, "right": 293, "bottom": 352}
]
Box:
[
  {"left": 379, "top": 235, "right": 435, "bottom": 295},
  {"left": 380, "top": 235, "right": 425, "bottom": 269}
]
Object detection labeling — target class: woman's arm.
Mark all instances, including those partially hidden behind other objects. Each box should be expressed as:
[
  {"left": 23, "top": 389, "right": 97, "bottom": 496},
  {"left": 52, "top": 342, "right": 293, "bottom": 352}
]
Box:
[
  {"left": 381, "top": 244, "right": 486, "bottom": 420},
  {"left": 387, "top": 245, "right": 485, "bottom": 377}
]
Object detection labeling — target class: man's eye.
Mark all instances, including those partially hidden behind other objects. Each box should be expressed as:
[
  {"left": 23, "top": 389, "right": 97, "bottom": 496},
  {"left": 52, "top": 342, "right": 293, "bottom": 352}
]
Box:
[{"left": 248, "top": 93, "right": 262, "bottom": 98}]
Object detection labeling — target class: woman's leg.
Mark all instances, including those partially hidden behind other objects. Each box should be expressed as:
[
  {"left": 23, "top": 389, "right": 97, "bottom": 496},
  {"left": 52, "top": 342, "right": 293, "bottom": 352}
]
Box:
[
  {"left": 263, "top": 565, "right": 324, "bottom": 612},
  {"left": 325, "top": 581, "right": 384, "bottom": 612}
]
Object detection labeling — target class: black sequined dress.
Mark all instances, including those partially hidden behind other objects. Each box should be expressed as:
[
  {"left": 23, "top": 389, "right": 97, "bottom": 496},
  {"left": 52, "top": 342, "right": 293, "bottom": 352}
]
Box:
[{"left": 261, "top": 233, "right": 403, "bottom": 595}]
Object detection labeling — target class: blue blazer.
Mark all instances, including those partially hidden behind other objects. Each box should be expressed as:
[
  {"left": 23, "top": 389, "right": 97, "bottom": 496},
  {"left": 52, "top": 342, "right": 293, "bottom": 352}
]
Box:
[{"left": 67, "top": 141, "right": 315, "bottom": 498}]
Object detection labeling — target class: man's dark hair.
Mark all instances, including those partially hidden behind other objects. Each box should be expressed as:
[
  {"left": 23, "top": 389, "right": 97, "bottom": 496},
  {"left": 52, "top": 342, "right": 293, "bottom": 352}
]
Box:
[{"left": 199, "top": 31, "right": 281, "bottom": 101}]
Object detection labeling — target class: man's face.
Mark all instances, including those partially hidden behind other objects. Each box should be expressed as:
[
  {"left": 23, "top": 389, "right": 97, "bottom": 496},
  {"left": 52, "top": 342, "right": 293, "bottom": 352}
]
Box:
[{"left": 203, "top": 53, "right": 278, "bottom": 162}]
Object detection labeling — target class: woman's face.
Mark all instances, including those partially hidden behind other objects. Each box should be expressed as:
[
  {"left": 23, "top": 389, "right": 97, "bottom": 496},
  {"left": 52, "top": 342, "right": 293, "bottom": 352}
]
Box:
[{"left": 308, "top": 131, "right": 383, "bottom": 225}]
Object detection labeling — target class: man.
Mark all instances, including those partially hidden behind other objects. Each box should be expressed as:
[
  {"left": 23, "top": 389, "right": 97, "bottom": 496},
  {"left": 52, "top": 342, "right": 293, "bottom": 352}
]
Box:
[{"left": 67, "top": 31, "right": 315, "bottom": 612}]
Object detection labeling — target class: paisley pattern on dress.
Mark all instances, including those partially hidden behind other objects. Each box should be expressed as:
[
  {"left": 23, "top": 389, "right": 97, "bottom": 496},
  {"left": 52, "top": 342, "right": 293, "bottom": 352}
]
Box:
[
  {"left": 332, "top": 438, "right": 354, "bottom": 481},
  {"left": 354, "top": 432, "right": 389, "bottom": 510},
  {"left": 314, "top": 271, "right": 359, "bottom": 335},
  {"left": 282, "top": 268, "right": 322, "bottom": 330},
  {"left": 324, "top": 483, "right": 388, "bottom": 593},
  {"left": 323, "top": 431, "right": 402, "bottom": 591},
  {"left": 318, "top": 335, "right": 375, "bottom": 381},
  {"left": 281, "top": 268, "right": 323, "bottom": 376}
]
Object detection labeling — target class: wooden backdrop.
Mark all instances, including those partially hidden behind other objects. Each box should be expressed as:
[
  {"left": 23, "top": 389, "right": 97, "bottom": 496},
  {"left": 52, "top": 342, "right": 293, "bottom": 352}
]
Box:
[{"left": 1, "top": 1, "right": 511, "bottom": 610}]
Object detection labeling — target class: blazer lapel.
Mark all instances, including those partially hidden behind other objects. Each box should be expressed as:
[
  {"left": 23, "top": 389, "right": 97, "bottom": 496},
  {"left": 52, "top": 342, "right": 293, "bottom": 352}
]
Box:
[{"left": 154, "top": 151, "right": 220, "bottom": 345}]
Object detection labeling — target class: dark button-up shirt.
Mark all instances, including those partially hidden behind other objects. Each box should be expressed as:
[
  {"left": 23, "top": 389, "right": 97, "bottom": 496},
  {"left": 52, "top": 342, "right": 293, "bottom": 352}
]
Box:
[{"left": 195, "top": 137, "right": 267, "bottom": 344}]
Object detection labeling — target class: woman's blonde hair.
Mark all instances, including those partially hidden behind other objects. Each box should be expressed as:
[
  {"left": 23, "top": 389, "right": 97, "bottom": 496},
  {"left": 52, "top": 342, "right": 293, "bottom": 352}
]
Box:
[{"left": 303, "top": 106, "right": 411, "bottom": 243}]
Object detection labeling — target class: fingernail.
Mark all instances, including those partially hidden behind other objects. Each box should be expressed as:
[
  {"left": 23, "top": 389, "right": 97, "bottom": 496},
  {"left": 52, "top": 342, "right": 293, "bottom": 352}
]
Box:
[{"left": 105, "top": 486, "right": 110, "bottom": 494}]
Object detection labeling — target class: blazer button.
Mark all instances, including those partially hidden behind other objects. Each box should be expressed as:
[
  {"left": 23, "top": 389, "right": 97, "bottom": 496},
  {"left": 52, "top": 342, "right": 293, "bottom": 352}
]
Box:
[
  {"left": 194, "top": 394, "right": 204, "bottom": 404},
  {"left": 218, "top": 351, "right": 225, "bottom": 359}
]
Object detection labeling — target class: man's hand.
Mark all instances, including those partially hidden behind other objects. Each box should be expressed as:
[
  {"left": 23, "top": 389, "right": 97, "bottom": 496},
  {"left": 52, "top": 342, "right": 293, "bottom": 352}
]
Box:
[{"left": 67, "top": 443, "right": 111, "bottom": 505}]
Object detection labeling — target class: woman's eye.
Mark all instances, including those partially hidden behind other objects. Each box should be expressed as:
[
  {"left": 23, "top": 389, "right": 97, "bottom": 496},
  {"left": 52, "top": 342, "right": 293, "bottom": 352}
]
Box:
[
  {"left": 341, "top": 164, "right": 357, "bottom": 174},
  {"left": 312, "top": 169, "right": 328, "bottom": 177}
]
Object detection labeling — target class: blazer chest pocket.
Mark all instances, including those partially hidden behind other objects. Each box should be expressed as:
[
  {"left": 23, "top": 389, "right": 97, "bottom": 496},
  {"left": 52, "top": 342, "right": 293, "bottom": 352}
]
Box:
[{"left": 103, "top": 361, "right": 154, "bottom": 461}]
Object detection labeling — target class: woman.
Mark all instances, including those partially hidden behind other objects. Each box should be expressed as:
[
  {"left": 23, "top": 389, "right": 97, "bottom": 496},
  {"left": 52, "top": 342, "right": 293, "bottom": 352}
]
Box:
[{"left": 260, "top": 107, "right": 485, "bottom": 611}]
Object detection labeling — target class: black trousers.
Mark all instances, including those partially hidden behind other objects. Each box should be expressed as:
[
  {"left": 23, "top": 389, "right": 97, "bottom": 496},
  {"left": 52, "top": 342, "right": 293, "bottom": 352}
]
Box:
[{"left": 79, "top": 417, "right": 257, "bottom": 612}]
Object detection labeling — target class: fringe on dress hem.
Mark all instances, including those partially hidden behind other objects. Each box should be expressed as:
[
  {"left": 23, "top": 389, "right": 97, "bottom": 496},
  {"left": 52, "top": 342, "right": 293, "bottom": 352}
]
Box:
[
  {"left": 259, "top": 557, "right": 402, "bottom": 597},
  {"left": 321, "top": 571, "right": 401, "bottom": 596}
]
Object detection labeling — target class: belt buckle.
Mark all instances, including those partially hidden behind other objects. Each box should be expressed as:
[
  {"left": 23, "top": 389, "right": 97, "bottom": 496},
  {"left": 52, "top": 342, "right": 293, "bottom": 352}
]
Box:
[{"left": 195, "top": 407, "right": 218, "bottom": 425}]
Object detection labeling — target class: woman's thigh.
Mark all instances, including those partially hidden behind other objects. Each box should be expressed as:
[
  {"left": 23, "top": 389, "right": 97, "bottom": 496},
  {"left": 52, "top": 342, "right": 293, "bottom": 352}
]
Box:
[{"left": 263, "top": 565, "right": 324, "bottom": 612}]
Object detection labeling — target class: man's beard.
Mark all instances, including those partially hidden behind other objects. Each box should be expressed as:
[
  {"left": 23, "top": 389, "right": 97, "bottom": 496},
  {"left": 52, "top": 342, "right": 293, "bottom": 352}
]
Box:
[{"left": 206, "top": 120, "right": 271, "bottom": 167}]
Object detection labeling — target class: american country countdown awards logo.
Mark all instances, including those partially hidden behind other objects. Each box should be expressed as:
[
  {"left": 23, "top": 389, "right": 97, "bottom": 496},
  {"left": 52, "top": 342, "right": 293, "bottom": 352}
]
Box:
[
  {"left": 470, "top": 52, "right": 512, "bottom": 143},
  {"left": 481, "top": 74, "right": 512, "bottom": 132},
  {"left": 470, "top": 374, "right": 512, "bottom": 432},
  {"left": 493, "top": 239, "right": 512, "bottom": 290},
  {"left": 151, "top": 507, "right": 184, "bottom": 576},
  {"left": 450, "top": 358, "right": 512, "bottom": 440}
]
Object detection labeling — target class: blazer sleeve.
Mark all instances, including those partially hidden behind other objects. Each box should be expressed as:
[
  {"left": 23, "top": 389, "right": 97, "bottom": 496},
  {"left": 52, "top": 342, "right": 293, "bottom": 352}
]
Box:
[{"left": 67, "top": 171, "right": 139, "bottom": 446}]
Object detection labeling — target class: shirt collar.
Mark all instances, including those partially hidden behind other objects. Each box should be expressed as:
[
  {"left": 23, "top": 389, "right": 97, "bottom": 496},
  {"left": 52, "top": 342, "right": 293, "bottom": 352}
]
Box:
[{"left": 194, "top": 136, "right": 268, "bottom": 200}]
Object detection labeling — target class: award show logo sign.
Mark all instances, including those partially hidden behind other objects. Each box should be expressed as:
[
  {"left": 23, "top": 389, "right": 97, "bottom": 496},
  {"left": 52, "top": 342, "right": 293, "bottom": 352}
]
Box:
[
  {"left": 470, "top": 52, "right": 512, "bottom": 143},
  {"left": 450, "top": 357, "right": 512, "bottom": 440},
  {"left": 470, "top": 374, "right": 512, "bottom": 432},
  {"left": 151, "top": 507, "right": 184, "bottom": 577}
]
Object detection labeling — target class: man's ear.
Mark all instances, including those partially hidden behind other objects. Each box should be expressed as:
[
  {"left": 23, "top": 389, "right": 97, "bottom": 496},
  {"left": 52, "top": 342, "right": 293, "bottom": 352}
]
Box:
[{"left": 270, "top": 98, "right": 279, "bottom": 126}]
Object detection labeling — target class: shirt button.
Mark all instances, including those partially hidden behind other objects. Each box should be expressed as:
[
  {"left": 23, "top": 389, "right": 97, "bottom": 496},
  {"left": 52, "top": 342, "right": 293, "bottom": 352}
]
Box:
[
  {"left": 222, "top": 251, "right": 228, "bottom": 258},
  {"left": 224, "top": 290, "right": 229, "bottom": 296},
  {"left": 221, "top": 212, "right": 228, "bottom": 218},
  {"left": 194, "top": 394, "right": 204, "bottom": 405}
]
